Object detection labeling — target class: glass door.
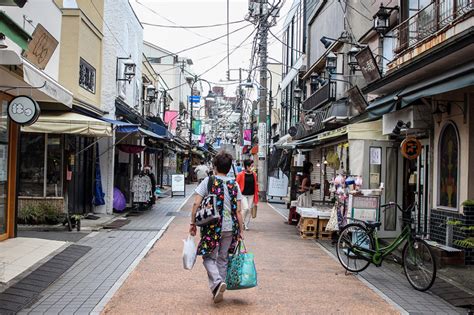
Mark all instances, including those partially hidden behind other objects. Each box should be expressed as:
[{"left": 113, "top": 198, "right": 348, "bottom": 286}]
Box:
[{"left": 0, "top": 100, "right": 9, "bottom": 240}]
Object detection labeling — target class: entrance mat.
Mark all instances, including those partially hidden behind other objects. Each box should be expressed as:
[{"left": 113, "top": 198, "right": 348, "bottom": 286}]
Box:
[
  {"left": 103, "top": 219, "right": 130, "bottom": 229},
  {"left": 0, "top": 244, "right": 91, "bottom": 314},
  {"left": 84, "top": 214, "right": 101, "bottom": 220},
  {"left": 430, "top": 278, "right": 474, "bottom": 309}
]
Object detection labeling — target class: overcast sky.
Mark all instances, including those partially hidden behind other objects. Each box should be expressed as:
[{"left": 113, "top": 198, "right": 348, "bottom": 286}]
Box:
[{"left": 130, "top": 0, "right": 292, "bottom": 96}]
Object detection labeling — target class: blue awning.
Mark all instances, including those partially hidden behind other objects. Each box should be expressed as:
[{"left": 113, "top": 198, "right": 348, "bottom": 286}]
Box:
[
  {"left": 138, "top": 127, "right": 166, "bottom": 140},
  {"left": 100, "top": 118, "right": 139, "bottom": 133},
  {"left": 145, "top": 120, "right": 173, "bottom": 139}
]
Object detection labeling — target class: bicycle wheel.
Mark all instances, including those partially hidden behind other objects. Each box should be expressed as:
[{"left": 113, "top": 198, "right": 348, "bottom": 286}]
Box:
[
  {"left": 402, "top": 238, "right": 437, "bottom": 291},
  {"left": 336, "top": 223, "right": 374, "bottom": 273}
]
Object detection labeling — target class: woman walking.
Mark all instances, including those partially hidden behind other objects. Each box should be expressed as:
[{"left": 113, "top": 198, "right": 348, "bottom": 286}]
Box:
[
  {"left": 236, "top": 159, "right": 259, "bottom": 230},
  {"left": 297, "top": 161, "right": 313, "bottom": 207},
  {"left": 189, "top": 151, "right": 244, "bottom": 303}
]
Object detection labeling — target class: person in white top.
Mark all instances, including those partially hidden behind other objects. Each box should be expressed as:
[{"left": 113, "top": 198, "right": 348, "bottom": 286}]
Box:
[{"left": 194, "top": 160, "right": 209, "bottom": 183}]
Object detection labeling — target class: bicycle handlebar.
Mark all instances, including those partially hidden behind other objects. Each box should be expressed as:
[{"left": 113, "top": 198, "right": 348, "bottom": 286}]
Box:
[{"left": 380, "top": 202, "right": 407, "bottom": 213}]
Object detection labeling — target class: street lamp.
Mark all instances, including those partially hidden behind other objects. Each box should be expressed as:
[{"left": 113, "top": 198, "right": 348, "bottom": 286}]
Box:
[
  {"left": 326, "top": 52, "right": 338, "bottom": 73},
  {"left": 373, "top": 4, "right": 399, "bottom": 35},
  {"left": 347, "top": 46, "right": 361, "bottom": 68}
]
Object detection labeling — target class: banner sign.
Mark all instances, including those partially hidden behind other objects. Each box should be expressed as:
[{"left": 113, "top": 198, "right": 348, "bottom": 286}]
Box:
[{"left": 23, "top": 24, "right": 58, "bottom": 70}]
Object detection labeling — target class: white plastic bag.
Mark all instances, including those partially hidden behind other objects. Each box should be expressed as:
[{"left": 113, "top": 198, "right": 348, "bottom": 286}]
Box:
[
  {"left": 182, "top": 235, "right": 197, "bottom": 270},
  {"left": 326, "top": 206, "right": 339, "bottom": 232}
]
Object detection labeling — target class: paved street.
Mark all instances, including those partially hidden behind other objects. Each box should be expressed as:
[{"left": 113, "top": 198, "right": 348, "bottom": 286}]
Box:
[
  {"left": 17, "top": 187, "right": 195, "bottom": 315},
  {"left": 102, "top": 201, "right": 399, "bottom": 314}
]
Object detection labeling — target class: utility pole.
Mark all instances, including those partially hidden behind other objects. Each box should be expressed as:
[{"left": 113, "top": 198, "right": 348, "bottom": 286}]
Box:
[
  {"left": 258, "top": 0, "right": 269, "bottom": 201},
  {"left": 239, "top": 68, "right": 244, "bottom": 155}
]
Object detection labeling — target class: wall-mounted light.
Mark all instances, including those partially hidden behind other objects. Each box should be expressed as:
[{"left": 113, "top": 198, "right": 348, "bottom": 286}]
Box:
[
  {"left": 116, "top": 56, "right": 136, "bottom": 83},
  {"left": 316, "top": 160, "right": 321, "bottom": 167},
  {"left": 374, "top": 4, "right": 399, "bottom": 35},
  {"left": 392, "top": 120, "right": 411, "bottom": 135},
  {"left": 293, "top": 87, "right": 302, "bottom": 101},
  {"left": 347, "top": 46, "right": 361, "bottom": 68},
  {"left": 146, "top": 84, "right": 157, "bottom": 100},
  {"left": 326, "top": 52, "right": 337, "bottom": 73},
  {"left": 320, "top": 36, "right": 334, "bottom": 49}
]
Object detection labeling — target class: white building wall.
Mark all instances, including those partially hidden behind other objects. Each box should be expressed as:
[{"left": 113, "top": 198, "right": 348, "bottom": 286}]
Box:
[
  {"left": 97, "top": 0, "right": 143, "bottom": 214},
  {"left": 1, "top": 0, "right": 62, "bottom": 79}
]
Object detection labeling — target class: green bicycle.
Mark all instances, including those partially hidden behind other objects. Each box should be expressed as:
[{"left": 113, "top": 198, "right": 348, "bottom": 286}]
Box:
[{"left": 336, "top": 202, "right": 436, "bottom": 291}]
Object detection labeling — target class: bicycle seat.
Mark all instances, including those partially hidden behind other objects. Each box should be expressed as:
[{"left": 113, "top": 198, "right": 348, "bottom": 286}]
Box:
[{"left": 365, "top": 221, "right": 381, "bottom": 229}]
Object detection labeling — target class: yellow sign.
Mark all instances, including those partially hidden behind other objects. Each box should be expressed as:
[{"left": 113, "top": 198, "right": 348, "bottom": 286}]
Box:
[
  {"left": 401, "top": 137, "right": 422, "bottom": 160},
  {"left": 23, "top": 24, "right": 58, "bottom": 70}
]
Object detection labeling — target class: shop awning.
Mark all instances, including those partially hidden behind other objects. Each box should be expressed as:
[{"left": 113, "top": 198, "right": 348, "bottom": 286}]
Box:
[
  {"left": 400, "top": 67, "right": 474, "bottom": 107},
  {"left": 22, "top": 112, "right": 112, "bottom": 137},
  {"left": 288, "top": 126, "right": 349, "bottom": 148},
  {"left": 138, "top": 127, "right": 166, "bottom": 140},
  {"left": 347, "top": 120, "right": 389, "bottom": 141},
  {"left": 22, "top": 59, "right": 74, "bottom": 107},
  {"left": 366, "top": 93, "right": 399, "bottom": 117},
  {"left": 100, "top": 118, "right": 139, "bottom": 133}
]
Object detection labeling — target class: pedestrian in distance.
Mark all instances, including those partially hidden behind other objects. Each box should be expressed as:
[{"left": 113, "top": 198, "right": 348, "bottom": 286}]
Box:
[
  {"left": 189, "top": 151, "right": 244, "bottom": 303},
  {"left": 236, "top": 159, "right": 259, "bottom": 230},
  {"left": 194, "top": 160, "right": 209, "bottom": 183},
  {"left": 236, "top": 161, "right": 243, "bottom": 173},
  {"left": 297, "top": 161, "right": 313, "bottom": 207}
]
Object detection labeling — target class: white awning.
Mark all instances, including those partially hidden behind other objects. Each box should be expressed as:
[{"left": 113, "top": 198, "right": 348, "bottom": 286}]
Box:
[
  {"left": 22, "top": 59, "right": 73, "bottom": 107},
  {"left": 22, "top": 112, "right": 112, "bottom": 137},
  {"left": 279, "top": 54, "right": 305, "bottom": 91}
]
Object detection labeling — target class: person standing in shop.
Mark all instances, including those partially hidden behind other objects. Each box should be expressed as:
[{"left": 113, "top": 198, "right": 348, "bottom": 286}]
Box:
[
  {"left": 236, "top": 159, "right": 259, "bottom": 230},
  {"left": 297, "top": 161, "right": 313, "bottom": 207}
]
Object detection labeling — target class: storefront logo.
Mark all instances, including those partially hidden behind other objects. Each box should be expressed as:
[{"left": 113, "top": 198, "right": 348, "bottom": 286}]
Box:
[
  {"left": 8, "top": 95, "right": 41, "bottom": 126},
  {"left": 401, "top": 137, "right": 422, "bottom": 160}
]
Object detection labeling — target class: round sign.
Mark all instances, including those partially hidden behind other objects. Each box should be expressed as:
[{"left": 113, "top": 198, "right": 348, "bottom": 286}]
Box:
[
  {"left": 8, "top": 95, "right": 40, "bottom": 126},
  {"left": 288, "top": 126, "right": 297, "bottom": 137},
  {"left": 401, "top": 137, "right": 422, "bottom": 160}
]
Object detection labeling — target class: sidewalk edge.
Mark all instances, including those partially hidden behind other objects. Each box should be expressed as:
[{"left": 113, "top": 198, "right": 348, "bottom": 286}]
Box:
[
  {"left": 267, "top": 202, "right": 408, "bottom": 315},
  {"left": 90, "top": 193, "right": 194, "bottom": 315}
]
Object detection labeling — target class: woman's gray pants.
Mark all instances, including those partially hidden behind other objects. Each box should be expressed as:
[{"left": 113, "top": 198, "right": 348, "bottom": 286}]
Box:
[{"left": 202, "top": 231, "right": 233, "bottom": 292}]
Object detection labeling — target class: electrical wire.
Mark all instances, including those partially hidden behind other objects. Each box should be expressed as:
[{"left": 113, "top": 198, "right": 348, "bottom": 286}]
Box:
[
  {"left": 140, "top": 19, "right": 246, "bottom": 29},
  {"left": 158, "top": 24, "right": 253, "bottom": 58}
]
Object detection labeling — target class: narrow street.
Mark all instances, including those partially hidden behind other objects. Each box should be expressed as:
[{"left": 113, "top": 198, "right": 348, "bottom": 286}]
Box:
[{"left": 102, "top": 201, "right": 398, "bottom": 314}]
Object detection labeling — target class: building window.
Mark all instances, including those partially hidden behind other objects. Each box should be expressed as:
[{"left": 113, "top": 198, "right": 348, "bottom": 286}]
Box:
[
  {"left": 438, "top": 122, "right": 459, "bottom": 209},
  {"left": 79, "top": 58, "right": 96, "bottom": 94},
  {"left": 19, "top": 133, "right": 64, "bottom": 197}
]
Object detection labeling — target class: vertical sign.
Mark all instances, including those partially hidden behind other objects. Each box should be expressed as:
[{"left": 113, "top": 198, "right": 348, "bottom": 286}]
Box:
[
  {"left": 355, "top": 47, "right": 381, "bottom": 84},
  {"left": 23, "top": 24, "right": 58, "bottom": 70},
  {"left": 258, "top": 122, "right": 267, "bottom": 159}
]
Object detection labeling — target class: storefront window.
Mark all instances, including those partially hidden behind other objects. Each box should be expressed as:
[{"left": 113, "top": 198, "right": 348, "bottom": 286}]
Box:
[
  {"left": 19, "top": 133, "right": 63, "bottom": 197},
  {"left": 0, "top": 100, "right": 9, "bottom": 235},
  {"left": 438, "top": 123, "right": 459, "bottom": 209}
]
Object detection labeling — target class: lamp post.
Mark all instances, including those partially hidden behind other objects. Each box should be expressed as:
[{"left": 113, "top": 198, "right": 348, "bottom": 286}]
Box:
[{"left": 188, "top": 77, "right": 215, "bottom": 180}]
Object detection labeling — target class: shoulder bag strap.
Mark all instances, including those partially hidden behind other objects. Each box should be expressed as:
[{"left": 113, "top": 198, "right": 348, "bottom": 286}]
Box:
[{"left": 207, "top": 176, "right": 214, "bottom": 193}]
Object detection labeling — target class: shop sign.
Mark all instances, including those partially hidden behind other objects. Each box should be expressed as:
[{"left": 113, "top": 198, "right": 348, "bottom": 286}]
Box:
[
  {"left": 350, "top": 195, "right": 379, "bottom": 222},
  {"left": 171, "top": 174, "right": 185, "bottom": 197},
  {"left": 400, "top": 137, "right": 422, "bottom": 160},
  {"left": 22, "top": 24, "right": 58, "bottom": 70},
  {"left": 355, "top": 47, "right": 381, "bottom": 84},
  {"left": 7, "top": 95, "right": 40, "bottom": 126}
]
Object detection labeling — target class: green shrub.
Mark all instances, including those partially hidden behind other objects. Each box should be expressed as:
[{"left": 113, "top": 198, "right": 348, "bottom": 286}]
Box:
[
  {"left": 18, "top": 202, "right": 63, "bottom": 225},
  {"left": 462, "top": 199, "right": 474, "bottom": 207}
]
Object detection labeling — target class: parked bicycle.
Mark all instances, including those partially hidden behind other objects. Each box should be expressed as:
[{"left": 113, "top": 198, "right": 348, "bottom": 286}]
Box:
[{"left": 336, "top": 202, "right": 436, "bottom": 291}]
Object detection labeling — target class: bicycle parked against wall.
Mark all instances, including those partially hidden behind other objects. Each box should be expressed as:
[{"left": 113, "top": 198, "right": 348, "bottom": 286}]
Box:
[{"left": 336, "top": 202, "right": 436, "bottom": 291}]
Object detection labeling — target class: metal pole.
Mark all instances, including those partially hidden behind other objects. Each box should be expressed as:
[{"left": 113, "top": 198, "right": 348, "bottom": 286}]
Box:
[
  {"left": 188, "top": 78, "right": 196, "bottom": 182},
  {"left": 257, "top": 0, "right": 269, "bottom": 201},
  {"left": 239, "top": 68, "right": 243, "bottom": 150}
]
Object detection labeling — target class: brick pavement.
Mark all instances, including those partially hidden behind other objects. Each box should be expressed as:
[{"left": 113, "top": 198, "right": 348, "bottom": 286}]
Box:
[
  {"left": 18, "top": 186, "right": 195, "bottom": 315},
  {"left": 102, "top": 202, "right": 399, "bottom": 314},
  {"left": 268, "top": 202, "right": 464, "bottom": 314}
]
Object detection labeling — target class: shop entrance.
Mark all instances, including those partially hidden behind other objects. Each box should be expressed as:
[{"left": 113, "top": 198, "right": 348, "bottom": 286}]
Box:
[
  {"left": 402, "top": 139, "right": 430, "bottom": 236},
  {"left": 0, "top": 99, "right": 9, "bottom": 241},
  {"left": 67, "top": 136, "right": 94, "bottom": 214}
]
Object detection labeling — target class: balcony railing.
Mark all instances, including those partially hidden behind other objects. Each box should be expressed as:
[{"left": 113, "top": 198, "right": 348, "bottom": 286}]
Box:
[
  {"left": 393, "top": 0, "right": 473, "bottom": 54},
  {"left": 302, "top": 81, "right": 336, "bottom": 111}
]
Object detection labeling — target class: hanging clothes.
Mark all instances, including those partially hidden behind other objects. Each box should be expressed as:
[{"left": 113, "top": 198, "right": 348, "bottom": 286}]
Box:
[{"left": 131, "top": 174, "right": 152, "bottom": 203}]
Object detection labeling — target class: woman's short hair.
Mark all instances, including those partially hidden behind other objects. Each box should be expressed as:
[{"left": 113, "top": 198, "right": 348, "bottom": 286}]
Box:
[
  {"left": 303, "top": 161, "right": 313, "bottom": 174},
  {"left": 243, "top": 159, "right": 254, "bottom": 169},
  {"left": 213, "top": 151, "right": 233, "bottom": 174}
]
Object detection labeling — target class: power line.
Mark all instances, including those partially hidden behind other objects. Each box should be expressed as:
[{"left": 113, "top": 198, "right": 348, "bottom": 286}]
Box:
[
  {"left": 159, "top": 24, "right": 253, "bottom": 58},
  {"left": 140, "top": 19, "right": 246, "bottom": 29}
]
